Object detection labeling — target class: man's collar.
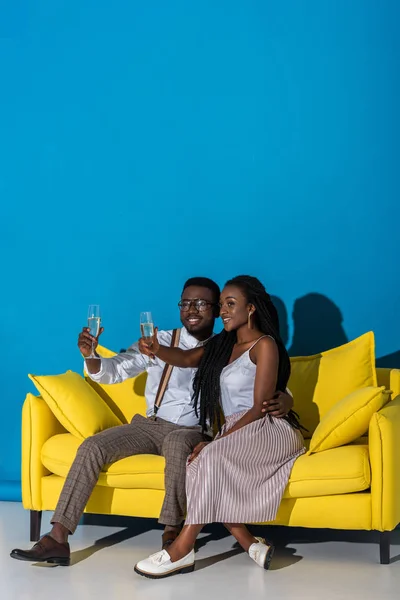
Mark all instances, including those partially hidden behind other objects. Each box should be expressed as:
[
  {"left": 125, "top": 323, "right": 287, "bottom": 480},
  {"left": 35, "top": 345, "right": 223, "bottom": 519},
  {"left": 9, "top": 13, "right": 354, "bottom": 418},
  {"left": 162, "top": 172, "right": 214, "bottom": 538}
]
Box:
[{"left": 180, "top": 326, "right": 214, "bottom": 348}]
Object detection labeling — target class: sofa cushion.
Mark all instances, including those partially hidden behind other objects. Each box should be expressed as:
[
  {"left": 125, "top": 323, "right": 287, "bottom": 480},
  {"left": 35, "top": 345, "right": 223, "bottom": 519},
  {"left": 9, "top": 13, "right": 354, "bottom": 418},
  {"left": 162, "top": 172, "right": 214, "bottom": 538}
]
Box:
[
  {"left": 289, "top": 332, "right": 377, "bottom": 437},
  {"left": 29, "top": 371, "right": 122, "bottom": 440},
  {"left": 309, "top": 386, "right": 389, "bottom": 453},
  {"left": 85, "top": 345, "right": 147, "bottom": 424},
  {"left": 41, "top": 434, "right": 165, "bottom": 490},
  {"left": 285, "top": 443, "right": 371, "bottom": 498},
  {"left": 41, "top": 434, "right": 370, "bottom": 497}
]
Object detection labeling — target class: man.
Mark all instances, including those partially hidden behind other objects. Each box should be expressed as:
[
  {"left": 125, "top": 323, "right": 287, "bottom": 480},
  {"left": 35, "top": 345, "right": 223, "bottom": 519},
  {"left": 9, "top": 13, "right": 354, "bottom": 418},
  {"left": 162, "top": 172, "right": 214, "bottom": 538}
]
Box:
[{"left": 11, "top": 277, "right": 293, "bottom": 565}]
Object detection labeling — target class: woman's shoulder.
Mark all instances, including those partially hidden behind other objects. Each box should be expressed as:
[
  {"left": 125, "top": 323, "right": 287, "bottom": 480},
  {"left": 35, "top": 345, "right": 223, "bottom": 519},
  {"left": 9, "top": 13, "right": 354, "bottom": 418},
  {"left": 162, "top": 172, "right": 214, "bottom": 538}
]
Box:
[
  {"left": 250, "top": 335, "right": 278, "bottom": 358},
  {"left": 252, "top": 335, "right": 276, "bottom": 349}
]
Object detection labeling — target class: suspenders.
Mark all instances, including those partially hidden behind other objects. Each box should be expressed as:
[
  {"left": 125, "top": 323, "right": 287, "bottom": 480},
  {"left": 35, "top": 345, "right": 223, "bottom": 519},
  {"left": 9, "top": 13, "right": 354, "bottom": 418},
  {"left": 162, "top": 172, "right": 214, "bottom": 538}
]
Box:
[{"left": 153, "top": 328, "right": 181, "bottom": 415}]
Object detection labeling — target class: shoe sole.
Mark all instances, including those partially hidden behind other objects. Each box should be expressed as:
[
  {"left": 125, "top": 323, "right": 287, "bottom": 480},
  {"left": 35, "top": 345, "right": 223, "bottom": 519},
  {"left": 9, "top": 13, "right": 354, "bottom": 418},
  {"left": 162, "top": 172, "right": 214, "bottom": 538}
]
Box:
[
  {"left": 263, "top": 545, "right": 275, "bottom": 570},
  {"left": 134, "top": 564, "right": 195, "bottom": 579},
  {"left": 10, "top": 553, "right": 70, "bottom": 566}
]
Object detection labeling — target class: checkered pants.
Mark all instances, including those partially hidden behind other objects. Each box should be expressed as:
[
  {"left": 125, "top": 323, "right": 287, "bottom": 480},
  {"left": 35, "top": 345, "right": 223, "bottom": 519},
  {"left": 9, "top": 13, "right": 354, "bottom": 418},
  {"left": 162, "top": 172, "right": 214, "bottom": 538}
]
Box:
[{"left": 51, "top": 414, "right": 205, "bottom": 533}]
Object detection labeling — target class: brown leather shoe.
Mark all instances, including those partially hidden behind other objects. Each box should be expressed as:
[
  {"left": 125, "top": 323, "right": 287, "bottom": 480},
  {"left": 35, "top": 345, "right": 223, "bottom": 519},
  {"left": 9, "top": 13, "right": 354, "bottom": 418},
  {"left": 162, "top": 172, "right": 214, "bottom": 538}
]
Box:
[{"left": 10, "top": 535, "right": 70, "bottom": 566}]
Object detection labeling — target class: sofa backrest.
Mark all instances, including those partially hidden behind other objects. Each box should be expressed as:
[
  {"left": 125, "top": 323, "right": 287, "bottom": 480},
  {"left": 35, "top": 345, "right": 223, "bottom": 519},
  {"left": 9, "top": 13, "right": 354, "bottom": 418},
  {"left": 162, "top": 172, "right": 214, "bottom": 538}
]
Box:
[{"left": 91, "top": 345, "right": 400, "bottom": 429}]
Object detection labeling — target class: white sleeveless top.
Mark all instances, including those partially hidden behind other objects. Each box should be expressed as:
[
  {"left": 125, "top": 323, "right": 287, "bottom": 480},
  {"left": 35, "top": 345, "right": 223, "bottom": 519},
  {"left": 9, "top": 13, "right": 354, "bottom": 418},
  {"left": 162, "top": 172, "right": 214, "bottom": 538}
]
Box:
[{"left": 220, "top": 336, "right": 274, "bottom": 417}]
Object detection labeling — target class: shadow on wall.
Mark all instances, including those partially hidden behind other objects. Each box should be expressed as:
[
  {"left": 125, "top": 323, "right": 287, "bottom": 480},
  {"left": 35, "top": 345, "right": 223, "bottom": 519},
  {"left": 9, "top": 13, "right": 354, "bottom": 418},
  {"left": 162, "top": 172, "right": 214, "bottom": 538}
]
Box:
[
  {"left": 376, "top": 350, "right": 400, "bottom": 369},
  {"left": 271, "top": 293, "right": 400, "bottom": 367},
  {"left": 270, "top": 296, "right": 290, "bottom": 346},
  {"left": 271, "top": 293, "right": 348, "bottom": 356},
  {"left": 127, "top": 294, "right": 399, "bottom": 367}
]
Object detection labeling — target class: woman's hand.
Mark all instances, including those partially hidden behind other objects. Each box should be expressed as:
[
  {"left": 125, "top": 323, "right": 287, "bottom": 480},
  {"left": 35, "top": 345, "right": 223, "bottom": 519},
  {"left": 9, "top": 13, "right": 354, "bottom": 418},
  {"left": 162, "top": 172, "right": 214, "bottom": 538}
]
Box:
[
  {"left": 188, "top": 441, "right": 210, "bottom": 463},
  {"left": 138, "top": 327, "right": 160, "bottom": 357}
]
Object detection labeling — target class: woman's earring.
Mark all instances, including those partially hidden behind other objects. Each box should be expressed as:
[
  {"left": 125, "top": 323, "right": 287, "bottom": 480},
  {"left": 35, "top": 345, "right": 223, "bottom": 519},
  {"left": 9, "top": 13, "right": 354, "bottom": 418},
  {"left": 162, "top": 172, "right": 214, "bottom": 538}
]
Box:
[{"left": 248, "top": 312, "right": 252, "bottom": 329}]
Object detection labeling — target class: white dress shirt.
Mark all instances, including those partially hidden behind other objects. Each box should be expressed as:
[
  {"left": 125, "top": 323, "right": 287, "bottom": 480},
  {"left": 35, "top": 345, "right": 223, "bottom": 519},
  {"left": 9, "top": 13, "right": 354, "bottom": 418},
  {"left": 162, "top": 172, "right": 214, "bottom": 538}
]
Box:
[{"left": 85, "top": 327, "right": 207, "bottom": 426}]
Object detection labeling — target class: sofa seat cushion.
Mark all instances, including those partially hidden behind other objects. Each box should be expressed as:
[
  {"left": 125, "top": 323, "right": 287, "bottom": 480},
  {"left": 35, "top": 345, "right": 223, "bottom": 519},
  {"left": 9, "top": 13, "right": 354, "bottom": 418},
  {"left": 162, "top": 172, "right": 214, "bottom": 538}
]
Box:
[
  {"left": 42, "top": 433, "right": 371, "bottom": 498},
  {"left": 284, "top": 444, "right": 370, "bottom": 498},
  {"left": 41, "top": 434, "right": 165, "bottom": 490}
]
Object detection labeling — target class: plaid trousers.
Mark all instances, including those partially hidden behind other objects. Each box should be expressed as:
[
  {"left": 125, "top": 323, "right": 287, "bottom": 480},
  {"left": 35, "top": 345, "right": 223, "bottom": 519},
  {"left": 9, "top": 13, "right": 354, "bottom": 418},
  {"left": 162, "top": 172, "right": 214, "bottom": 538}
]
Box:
[{"left": 51, "top": 414, "right": 205, "bottom": 533}]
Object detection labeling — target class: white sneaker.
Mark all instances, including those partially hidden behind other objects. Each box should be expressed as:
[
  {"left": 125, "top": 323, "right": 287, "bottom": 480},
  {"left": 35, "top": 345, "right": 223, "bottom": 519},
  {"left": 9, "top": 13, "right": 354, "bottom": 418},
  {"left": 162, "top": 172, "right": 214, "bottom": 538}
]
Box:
[
  {"left": 134, "top": 549, "right": 195, "bottom": 579},
  {"left": 248, "top": 537, "right": 275, "bottom": 570}
]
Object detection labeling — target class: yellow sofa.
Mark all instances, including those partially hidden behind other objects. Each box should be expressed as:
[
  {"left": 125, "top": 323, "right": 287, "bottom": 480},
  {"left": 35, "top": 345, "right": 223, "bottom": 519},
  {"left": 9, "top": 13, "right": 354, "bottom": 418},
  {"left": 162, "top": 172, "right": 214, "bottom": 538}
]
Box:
[{"left": 22, "top": 366, "right": 400, "bottom": 564}]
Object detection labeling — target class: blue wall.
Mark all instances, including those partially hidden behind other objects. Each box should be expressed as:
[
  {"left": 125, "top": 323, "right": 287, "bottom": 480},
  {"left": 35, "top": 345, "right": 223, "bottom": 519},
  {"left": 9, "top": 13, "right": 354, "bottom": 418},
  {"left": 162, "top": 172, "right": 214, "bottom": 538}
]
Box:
[{"left": 1, "top": 0, "right": 399, "bottom": 499}]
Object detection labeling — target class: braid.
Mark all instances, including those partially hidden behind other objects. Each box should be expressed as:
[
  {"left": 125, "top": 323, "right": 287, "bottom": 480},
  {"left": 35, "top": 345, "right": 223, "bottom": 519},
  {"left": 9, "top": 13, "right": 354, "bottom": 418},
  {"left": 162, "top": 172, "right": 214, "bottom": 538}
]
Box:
[
  {"left": 192, "top": 330, "right": 236, "bottom": 432},
  {"left": 193, "top": 275, "right": 302, "bottom": 432}
]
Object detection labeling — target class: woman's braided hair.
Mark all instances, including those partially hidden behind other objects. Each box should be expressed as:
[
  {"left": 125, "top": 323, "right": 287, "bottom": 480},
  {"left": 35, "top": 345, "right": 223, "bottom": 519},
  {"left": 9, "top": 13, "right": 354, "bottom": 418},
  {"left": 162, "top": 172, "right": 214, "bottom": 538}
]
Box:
[{"left": 192, "top": 275, "right": 301, "bottom": 432}]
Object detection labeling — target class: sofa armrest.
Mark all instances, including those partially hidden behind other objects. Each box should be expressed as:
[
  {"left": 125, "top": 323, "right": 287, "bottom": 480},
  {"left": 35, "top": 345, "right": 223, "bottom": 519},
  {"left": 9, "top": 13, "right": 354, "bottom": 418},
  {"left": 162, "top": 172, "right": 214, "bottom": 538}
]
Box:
[
  {"left": 22, "top": 393, "right": 66, "bottom": 510},
  {"left": 369, "top": 395, "right": 400, "bottom": 531},
  {"left": 376, "top": 368, "right": 400, "bottom": 398}
]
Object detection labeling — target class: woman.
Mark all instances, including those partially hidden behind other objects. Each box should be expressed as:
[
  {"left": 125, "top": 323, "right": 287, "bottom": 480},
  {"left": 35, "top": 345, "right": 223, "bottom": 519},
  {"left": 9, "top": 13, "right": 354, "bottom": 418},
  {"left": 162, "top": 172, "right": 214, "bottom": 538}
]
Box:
[{"left": 135, "top": 275, "right": 305, "bottom": 578}]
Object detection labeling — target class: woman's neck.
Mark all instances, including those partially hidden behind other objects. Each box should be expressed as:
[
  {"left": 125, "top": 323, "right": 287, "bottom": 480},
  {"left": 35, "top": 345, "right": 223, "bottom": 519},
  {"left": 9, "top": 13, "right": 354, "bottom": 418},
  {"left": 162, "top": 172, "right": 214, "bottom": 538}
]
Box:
[{"left": 235, "top": 325, "right": 263, "bottom": 345}]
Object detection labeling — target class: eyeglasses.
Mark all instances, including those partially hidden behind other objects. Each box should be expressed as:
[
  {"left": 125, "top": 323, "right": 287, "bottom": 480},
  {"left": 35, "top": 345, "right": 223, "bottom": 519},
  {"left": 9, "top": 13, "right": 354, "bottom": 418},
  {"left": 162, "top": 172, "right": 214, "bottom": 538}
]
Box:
[{"left": 178, "top": 299, "right": 216, "bottom": 312}]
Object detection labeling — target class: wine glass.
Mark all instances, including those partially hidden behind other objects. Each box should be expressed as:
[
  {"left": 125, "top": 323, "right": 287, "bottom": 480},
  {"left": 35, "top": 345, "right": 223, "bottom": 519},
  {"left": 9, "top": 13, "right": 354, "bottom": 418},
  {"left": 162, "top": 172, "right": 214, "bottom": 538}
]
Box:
[
  {"left": 140, "top": 311, "right": 154, "bottom": 367},
  {"left": 87, "top": 304, "right": 101, "bottom": 359}
]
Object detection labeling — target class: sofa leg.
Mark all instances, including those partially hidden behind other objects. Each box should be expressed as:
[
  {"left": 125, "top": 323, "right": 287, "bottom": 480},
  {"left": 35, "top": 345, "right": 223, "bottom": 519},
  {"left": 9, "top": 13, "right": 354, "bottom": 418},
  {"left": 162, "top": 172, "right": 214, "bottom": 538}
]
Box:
[
  {"left": 30, "top": 511, "right": 42, "bottom": 542},
  {"left": 379, "top": 531, "right": 390, "bottom": 564}
]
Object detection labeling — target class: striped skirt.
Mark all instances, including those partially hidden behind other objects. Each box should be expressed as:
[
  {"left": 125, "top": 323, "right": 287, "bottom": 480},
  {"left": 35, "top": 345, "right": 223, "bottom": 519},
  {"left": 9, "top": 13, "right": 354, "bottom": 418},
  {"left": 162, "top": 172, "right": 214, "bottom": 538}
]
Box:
[{"left": 185, "top": 410, "right": 305, "bottom": 525}]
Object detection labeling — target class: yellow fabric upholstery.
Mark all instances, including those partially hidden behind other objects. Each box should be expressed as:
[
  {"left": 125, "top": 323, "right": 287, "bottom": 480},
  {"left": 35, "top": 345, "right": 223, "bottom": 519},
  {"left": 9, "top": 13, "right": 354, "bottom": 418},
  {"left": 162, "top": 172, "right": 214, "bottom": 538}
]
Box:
[
  {"left": 309, "top": 386, "right": 389, "bottom": 453},
  {"left": 41, "top": 434, "right": 165, "bottom": 490},
  {"left": 29, "top": 371, "right": 122, "bottom": 439},
  {"left": 286, "top": 444, "right": 370, "bottom": 497},
  {"left": 21, "top": 394, "right": 66, "bottom": 509},
  {"left": 41, "top": 475, "right": 166, "bottom": 519},
  {"left": 21, "top": 336, "right": 400, "bottom": 540},
  {"left": 272, "top": 493, "right": 372, "bottom": 530},
  {"left": 376, "top": 367, "right": 400, "bottom": 398},
  {"left": 85, "top": 345, "right": 147, "bottom": 423},
  {"left": 40, "top": 474, "right": 373, "bottom": 530},
  {"left": 40, "top": 433, "right": 370, "bottom": 498},
  {"left": 289, "top": 332, "right": 377, "bottom": 437},
  {"left": 369, "top": 395, "right": 400, "bottom": 531}
]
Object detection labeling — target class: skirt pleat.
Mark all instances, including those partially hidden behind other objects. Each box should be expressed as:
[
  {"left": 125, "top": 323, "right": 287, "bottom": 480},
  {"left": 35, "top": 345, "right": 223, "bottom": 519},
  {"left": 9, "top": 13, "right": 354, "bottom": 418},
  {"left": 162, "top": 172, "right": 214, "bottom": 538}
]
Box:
[{"left": 185, "top": 410, "right": 305, "bottom": 524}]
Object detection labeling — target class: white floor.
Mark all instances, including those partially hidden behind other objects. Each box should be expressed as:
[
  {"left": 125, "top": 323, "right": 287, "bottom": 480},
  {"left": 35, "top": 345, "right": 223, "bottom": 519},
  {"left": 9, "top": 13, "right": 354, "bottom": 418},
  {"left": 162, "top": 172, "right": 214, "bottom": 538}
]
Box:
[{"left": 0, "top": 502, "right": 399, "bottom": 600}]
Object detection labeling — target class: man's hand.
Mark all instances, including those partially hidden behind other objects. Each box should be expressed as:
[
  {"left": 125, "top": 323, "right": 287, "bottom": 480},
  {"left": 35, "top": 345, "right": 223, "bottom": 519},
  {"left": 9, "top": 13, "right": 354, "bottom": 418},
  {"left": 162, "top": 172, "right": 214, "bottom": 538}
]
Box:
[
  {"left": 188, "top": 441, "right": 210, "bottom": 463},
  {"left": 138, "top": 327, "right": 159, "bottom": 357},
  {"left": 78, "top": 327, "right": 104, "bottom": 358},
  {"left": 261, "top": 391, "right": 293, "bottom": 418}
]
